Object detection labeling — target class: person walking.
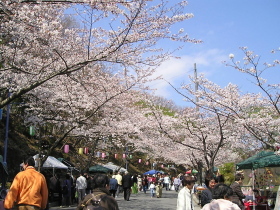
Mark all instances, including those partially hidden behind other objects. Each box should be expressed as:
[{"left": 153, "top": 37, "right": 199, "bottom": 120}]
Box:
[
  {"left": 85, "top": 174, "right": 92, "bottom": 195},
  {"left": 122, "top": 171, "right": 133, "bottom": 201},
  {"left": 149, "top": 182, "right": 156, "bottom": 198},
  {"left": 57, "top": 174, "right": 63, "bottom": 206},
  {"left": 176, "top": 176, "right": 196, "bottom": 210},
  {"left": 164, "top": 174, "right": 171, "bottom": 191},
  {"left": 142, "top": 175, "right": 149, "bottom": 194},
  {"left": 109, "top": 175, "right": 118, "bottom": 198},
  {"left": 137, "top": 175, "right": 142, "bottom": 192},
  {"left": 76, "top": 173, "right": 87, "bottom": 204},
  {"left": 173, "top": 176, "right": 181, "bottom": 192},
  {"left": 61, "top": 173, "right": 72, "bottom": 208},
  {"left": 77, "top": 174, "right": 119, "bottom": 210},
  {"left": 49, "top": 174, "right": 58, "bottom": 202},
  {"left": 115, "top": 172, "right": 122, "bottom": 197},
  {"left": 4, "top": 156, "right": 48, "bottom": 210},
  {"left": 69, "top": 174, "right": 76, "bottom": 205},
  {"left": 156, "top": 181, "right": 163, "bottom": 198},
  {"left": 230, "top": 173, "right": 246, "bottom": 210}
]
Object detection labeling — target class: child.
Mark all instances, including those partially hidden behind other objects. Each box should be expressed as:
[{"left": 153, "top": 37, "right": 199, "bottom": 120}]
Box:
[
  {"left": 156, "top": 181, "right": 163, "bottom": 198},
  {"left": 150, "top": 181, "right": 155, "bottom": 198}
]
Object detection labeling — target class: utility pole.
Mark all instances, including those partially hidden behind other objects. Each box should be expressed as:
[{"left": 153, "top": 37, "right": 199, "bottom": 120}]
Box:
[
  {"left": 125, "top": 145, "right": 128, "bottom": 170},
  {"left": 194, "top": 63, "right": 199, "bottom": 112}
]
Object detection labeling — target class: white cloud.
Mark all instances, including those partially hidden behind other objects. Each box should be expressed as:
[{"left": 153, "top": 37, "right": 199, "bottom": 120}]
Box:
[{"left": 148, "top": 49, "right": 227, "bottom": 102}]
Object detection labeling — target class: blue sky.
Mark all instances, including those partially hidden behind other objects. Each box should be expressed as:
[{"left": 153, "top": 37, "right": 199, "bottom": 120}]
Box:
[{"left": 150, "top": 0, "right": 280, "bottom": 107}]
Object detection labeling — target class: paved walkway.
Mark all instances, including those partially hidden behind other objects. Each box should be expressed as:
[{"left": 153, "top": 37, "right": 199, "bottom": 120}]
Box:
[
  {"left": 50, "top": 190, "right": 201, "bottom": 210},
  {"left": 115, "top": 190, "right": 201, "bottom": 210}
]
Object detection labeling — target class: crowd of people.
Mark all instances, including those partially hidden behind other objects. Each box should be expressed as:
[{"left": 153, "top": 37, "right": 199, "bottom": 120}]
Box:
[
  {"left": 3, "top": 156, "right": 267, "bottom": 210},
  {"left": 176, "top": 173, "right": 245, "bottom": 210},
  {"left": 175, "top": 172, "right": 272, "bottom": 210}
]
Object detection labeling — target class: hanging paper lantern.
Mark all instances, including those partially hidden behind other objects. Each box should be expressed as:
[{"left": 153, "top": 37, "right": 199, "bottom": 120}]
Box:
[
  {"left": 146, "top": 161, "right": 149, "bottom": 165},
  {"left": 192, "top": 169, "right": 198, "bottom": 174},
  {"left": 114, "top": 154, "right": 118, "bottom": 159},
  {"left": 138, "top": 159, "right": 141, "bottom": 163},
  {"left": 101, "top": 152, "right": 106, "bottom": 158},
  {"left": 168, "top": 165, "right": 170, "bottom": 168},
  {"left": 129, "top": 154, "right": 133, "bottom": 159},
  {"left": 96, "top": 151, "right": 101, "bottom": 157},
  {"left": 84, "top": 147, "right": 89, "bottom": 154},
  {"left": 29, "top": 126, "right": 35, "bottom": 136},
  {"left": 106, "top": 152, "right": 109, "bottom": 156},
  {"left": 186, "top": 170, "right": 192, "bottom": 174},
  {"left": 161, "top": 164, "right": 164, "bottom": 168},
  {"left": 153, "top": 163, "right": 156, "bottom": 167},
  {"left": 78, "top": 148, "right": 83, "bottom": 155},
  {"left": 123, "top": 154, "right": 126, "bottom": 158},
  {"left": 64, "top": 145, "right": 69, "bottom": 153}
]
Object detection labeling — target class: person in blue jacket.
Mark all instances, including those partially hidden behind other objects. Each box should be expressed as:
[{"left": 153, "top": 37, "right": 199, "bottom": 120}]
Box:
[{"left": 109, "top": 175, "right": 118, "bottom": 198}]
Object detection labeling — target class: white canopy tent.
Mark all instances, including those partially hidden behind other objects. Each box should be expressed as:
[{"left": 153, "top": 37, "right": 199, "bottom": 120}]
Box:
[
  {"left": 31, "top": 154, "right": 68, "bottom": 176},
  {"left": 102, "top": 162, "right": 127, "bottom": 173},
  {"left": 33, "top": 154, "right": 68, "bottom": 169}
]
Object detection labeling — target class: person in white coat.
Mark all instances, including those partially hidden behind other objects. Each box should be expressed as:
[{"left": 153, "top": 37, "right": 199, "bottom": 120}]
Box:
[
  {"left": 176, "top": 176, "right": 196, "bottom": 210},
  {"left": 76, "top": 173, "right": 87, "bottom": 204},
  {"left": 202, "top": 183, "right": 241, "bottom": 210}
]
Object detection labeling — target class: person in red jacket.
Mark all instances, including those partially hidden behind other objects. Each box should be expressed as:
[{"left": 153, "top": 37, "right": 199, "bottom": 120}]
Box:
[{"left": 4, "top": 156, "right": 48, "bottom": 210}]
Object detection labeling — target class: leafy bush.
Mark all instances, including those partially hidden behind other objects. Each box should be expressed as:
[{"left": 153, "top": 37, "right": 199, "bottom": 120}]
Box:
[{"left": 218, "top": 162, "right": 235, "bottom": 185}]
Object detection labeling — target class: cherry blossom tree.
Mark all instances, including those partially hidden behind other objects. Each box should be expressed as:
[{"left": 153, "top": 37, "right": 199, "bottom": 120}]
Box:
[
  {"left": 226, "top": 47, "right": 280, "bottom": 148},
  {"left": 146, "top": 98, "right": 243, "bottom": 174},
  {"left": 156, "top": 47, "right": 280, "bottom": 172},
  {"left": 1, "top": 0, "right": 202, "bottom": 167},
  {"left": 177, "top": 48, "right": 280, "bottom": 149},
  {"left": 22, "top": 66, "right": 148, "bottom": 164},
  {"left": 0, "top": 0, "right": 200, "bottom": 108}
]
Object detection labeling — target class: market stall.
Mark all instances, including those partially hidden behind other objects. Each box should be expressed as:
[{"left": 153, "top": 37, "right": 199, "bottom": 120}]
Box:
[
  {"left": 102, "top": 162, "right": 127, "bottom": 173},
  {"left": 33, "top": 154, "right": 68, "bottom": 176},
  {"left": 89, "top": 164, "right": 113, "bottom": 174},
  {"left": 236, "top": 151, "right": 280, "bottom": 209}
]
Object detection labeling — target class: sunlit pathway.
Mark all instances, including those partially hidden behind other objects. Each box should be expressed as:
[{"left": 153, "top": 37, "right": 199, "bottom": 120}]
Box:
[
  {"left": 116, "top": 189, "right": 178, "bottom": 210},
  {"left": 116, "top": 189, "right": 201, "bottom": 210},
  {"left": 50, "top": 190, "right": 201, "bottom": 210}
]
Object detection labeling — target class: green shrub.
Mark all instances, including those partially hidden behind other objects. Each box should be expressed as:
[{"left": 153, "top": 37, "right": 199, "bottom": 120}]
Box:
[{"left": 218, "top": 162, "right": 235, "bottom": 185}]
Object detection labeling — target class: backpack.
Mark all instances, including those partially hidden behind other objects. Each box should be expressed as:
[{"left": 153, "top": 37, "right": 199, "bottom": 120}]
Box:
[{"left": 80, "top": 193, "right": 106, "bottom": 210}]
